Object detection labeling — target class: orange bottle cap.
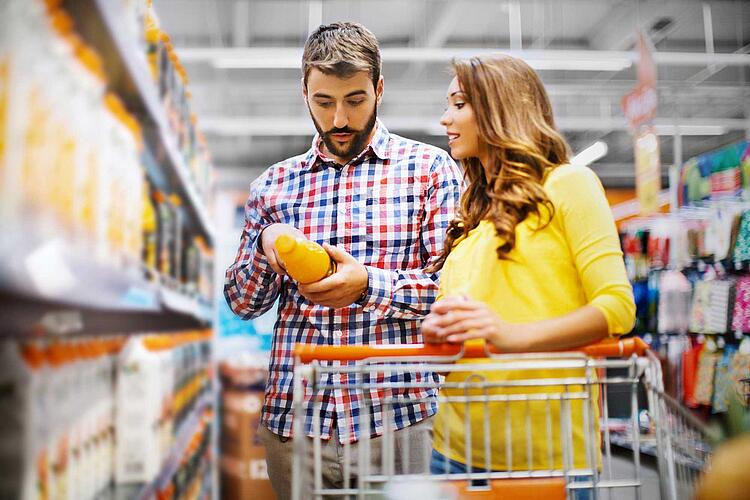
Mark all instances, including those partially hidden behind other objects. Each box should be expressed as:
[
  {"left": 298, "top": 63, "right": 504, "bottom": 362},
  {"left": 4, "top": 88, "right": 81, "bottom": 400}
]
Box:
[
  {"left": 49, "top": 9, "right": 74, "bottom": 36},
  {"left": 145, "top": 26, "right": 161, "bottom": 44},
  {"left": 275, "top": 234, "right": 297, "bottom": 254}
]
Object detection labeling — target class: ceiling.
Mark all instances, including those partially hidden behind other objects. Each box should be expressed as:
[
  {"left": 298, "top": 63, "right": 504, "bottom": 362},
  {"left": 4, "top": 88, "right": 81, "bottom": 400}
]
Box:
[{"left": 154, "top": 0, "right": 750, "bottom": 189}]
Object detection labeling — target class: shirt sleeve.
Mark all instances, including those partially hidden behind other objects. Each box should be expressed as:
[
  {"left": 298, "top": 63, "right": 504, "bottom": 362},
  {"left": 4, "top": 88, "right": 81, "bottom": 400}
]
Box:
[
  {"left": 548, "top": 165, "right": 636, "bottom": 336},
  {"left": 359, "top": 153, "right": 463, "bottom": 320},
  {"left": 223, "top": 170, "right": 282, "bottom": 319}
]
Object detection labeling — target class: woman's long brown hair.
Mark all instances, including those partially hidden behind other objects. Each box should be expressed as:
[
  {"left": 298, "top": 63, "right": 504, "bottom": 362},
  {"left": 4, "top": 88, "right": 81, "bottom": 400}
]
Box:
[{"left": 431, "top": 55, "right": 571, "bottom": 271}]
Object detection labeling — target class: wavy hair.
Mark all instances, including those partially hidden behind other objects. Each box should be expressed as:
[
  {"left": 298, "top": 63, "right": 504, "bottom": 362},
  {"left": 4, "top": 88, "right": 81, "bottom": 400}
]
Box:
[{"left": 432, "top": 55, "right": 571, "bottom": 271}]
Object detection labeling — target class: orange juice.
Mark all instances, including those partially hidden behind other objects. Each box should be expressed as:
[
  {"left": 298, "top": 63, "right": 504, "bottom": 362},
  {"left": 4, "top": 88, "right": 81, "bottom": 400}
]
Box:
[{"left": 274, "top": 234, "right": 335, "bottom": 284}]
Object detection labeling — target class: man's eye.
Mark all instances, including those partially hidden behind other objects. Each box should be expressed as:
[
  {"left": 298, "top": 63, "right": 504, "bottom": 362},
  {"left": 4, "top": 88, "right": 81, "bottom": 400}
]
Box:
[
  {"left": 317, "top": 101, "right": 334, "bottom": 108},
  {"left": 347, "top": 99, "right": 365, "bottom": 106}
]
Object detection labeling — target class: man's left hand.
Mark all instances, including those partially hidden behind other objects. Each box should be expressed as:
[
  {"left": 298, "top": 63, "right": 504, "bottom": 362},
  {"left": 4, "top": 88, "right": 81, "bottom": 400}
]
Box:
[{"left": 297, "top": 244, "right": 369, "bottom": 309}]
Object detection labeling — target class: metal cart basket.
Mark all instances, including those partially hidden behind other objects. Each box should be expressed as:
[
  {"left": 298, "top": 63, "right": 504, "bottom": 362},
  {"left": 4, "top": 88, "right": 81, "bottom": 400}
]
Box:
[{"left": 291, "top": 338, "right": 713, "bottom": 500}]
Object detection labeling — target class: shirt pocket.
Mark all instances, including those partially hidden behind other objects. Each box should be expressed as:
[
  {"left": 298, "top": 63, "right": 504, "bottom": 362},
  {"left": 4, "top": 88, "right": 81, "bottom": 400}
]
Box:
[{"left": 364, "top": 185, "right": 421, "bottom": 256}]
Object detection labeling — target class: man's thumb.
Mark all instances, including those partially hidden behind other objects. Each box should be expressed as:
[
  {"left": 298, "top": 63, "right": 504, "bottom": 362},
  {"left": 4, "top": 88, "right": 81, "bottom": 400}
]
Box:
[{"left": 323, "top": 243, "right": 349, "bottom": 263}]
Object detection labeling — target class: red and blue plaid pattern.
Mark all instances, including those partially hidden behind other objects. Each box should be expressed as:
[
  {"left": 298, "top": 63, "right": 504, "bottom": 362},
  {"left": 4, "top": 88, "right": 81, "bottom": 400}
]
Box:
[{"left": 224, "top": 120, "right": 462, "bottom": 443}]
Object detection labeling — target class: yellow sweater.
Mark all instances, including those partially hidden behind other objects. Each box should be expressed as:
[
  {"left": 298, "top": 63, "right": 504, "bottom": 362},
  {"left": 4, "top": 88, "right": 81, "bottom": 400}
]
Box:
[{"left": 432, "top": 164, "right": 635, "bottom": 471}]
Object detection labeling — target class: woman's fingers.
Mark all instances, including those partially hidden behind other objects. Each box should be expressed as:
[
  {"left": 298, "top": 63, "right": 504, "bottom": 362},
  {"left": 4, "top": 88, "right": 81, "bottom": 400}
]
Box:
[
  {"left": 446, "top": 328, "right": 489, "bottom": 343},
  {"left": 430, "top": 296, "right": 481, "bottom": 314},
  {"left": 437, "top": 317, "right": 486, "bottom": 337}
]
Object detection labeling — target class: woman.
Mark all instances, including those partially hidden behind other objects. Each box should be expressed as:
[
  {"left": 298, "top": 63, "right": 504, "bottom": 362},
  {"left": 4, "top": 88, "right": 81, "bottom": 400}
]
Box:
[{"left": 423, "top": 55, "right": 635, "bottom": 486}]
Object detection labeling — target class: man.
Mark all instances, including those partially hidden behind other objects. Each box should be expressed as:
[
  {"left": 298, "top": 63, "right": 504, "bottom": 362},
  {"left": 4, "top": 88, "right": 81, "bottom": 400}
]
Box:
[{"left": 224, "top": 22, "right": 462, "bottom": 499}]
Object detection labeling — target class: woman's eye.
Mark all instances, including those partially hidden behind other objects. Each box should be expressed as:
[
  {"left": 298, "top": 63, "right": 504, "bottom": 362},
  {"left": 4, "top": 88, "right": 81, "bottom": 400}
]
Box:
[{"left": 455, "top": 102, "right": 465, "bottom": 109}]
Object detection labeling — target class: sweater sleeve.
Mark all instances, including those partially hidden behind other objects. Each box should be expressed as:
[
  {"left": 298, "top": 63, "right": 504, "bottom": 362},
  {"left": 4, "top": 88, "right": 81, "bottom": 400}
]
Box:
[{"left": 548, "top": 165, "right": 636, "bottom": 335}]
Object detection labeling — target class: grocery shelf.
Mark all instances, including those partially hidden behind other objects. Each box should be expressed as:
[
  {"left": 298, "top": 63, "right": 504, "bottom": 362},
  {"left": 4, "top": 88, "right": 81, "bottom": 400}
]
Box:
[
  {"left": 161, "top": 286, "right": 214, "bottom": 324},
  {"left": 113, "top": 391, "right": 214, "bottom": 500},
  {"left": 66, "top": 0, "right": 215, "bottom": 246},
  {"left": 0, "top": 228, "right": 211, "bottom": 336},
  {"left": 608, "top": 433, "right": 704, "bottom": 471}
]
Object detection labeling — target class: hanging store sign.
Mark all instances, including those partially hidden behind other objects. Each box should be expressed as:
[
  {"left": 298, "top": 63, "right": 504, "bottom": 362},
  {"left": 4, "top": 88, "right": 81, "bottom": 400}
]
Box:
[
  {"left": 634, "top": 127, "right": 661, "bottom": 216},
  {"left": 621, "top": 32, "right": 658, "bottom": 130},
  {"left": 622, "top": 31, "right": 661, "bottom": 215}
]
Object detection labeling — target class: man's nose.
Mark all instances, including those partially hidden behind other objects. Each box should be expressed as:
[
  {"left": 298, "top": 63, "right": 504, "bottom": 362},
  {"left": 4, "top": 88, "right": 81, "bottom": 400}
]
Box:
[{"left": 333, "top": 104, "right": 348, "bottom": 129}]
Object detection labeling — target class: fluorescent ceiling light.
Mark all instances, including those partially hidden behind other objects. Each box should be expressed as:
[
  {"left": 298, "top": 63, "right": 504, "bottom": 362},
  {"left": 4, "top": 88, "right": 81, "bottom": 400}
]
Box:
[
  {"left": 188, "top": 47, "right": 631, "bottom": 72},
  {"left": 200, "top": 116, "right": 742, "bottom": 137},
  {"left": 654, "top": 124, "right": 727, "bottom": 136},
  {"left": 211, "top": 56, "right": 629, "bottom": 72},
  {"left": 214, "top": 57, "right": 301, "bottom": 69},
  {"left": 571, "top": 141, "right": 608, "bottom": 165},
  {"left": 525, "top": 59, "right": 631, "bottom": 71}
]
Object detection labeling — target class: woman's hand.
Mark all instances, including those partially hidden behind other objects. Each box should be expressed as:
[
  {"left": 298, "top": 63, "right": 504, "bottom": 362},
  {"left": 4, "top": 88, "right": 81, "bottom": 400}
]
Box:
[{"left": 422, "top": 296, "right": 529, "bottom": 352}]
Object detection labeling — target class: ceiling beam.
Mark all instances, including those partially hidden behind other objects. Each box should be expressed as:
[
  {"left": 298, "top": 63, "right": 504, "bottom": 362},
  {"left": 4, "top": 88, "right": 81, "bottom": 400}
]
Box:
[
  {"left": 179, "top": 46, "right": 750, "bottom": 69},
  {"left": 199, "top": 115, "right": 749, "bottom": 137}
]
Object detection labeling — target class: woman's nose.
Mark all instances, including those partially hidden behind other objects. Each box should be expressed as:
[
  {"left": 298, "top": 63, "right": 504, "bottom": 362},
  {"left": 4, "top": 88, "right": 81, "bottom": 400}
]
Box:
[{"left": 440, "top": 110, "right": 451, "bottom": 127}]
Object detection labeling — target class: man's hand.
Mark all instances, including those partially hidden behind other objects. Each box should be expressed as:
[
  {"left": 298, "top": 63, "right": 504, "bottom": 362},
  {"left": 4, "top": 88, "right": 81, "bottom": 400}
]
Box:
[
  {"left": 260, "top": 223, "right": 306, "bottom": 275},
  {"left": 297, "top": 244, "right": 369, "bottom": 309}
]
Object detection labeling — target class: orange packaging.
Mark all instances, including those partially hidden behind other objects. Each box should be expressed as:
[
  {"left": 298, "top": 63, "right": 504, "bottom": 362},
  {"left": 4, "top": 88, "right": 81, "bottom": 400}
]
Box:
[
  {"left": 220, "top": 389, "right": 265, "bottom": 461},
  {"left": 220, "top": 455, "right": 276, "bottom": 500}
]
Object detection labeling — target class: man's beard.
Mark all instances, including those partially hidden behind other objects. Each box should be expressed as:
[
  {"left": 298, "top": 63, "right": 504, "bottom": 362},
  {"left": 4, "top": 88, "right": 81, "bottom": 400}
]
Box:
[{"left": 309, "top": 106, "right": 377, "bottom": 163}]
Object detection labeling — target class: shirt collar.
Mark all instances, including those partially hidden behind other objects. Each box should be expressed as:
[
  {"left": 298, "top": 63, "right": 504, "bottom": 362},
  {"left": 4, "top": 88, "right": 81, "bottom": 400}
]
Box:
[{"left": 303, "top": 118, "right": 391, "bottom": 171}]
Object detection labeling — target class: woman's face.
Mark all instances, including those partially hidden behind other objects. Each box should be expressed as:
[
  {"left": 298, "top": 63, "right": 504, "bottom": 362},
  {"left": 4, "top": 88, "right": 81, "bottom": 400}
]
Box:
[{"left": 440, "top": 76, "right": 481, "bottom": 160}]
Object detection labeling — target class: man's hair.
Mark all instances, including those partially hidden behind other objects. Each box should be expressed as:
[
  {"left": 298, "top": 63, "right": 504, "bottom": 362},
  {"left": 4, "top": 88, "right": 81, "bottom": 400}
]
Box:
[{"left": 302, "top": 22, "right": 381, "bottom": 89}]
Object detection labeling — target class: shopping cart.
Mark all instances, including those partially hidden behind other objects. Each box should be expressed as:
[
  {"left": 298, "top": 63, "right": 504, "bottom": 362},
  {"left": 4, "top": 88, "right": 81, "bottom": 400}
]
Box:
[{"left": 291, "top": 338, "right": 713, "bottom": 500}]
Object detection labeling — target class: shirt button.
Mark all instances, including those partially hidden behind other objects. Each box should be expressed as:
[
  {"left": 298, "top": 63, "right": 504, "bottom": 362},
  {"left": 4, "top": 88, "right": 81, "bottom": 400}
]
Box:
[{"left": 333, "top": 329, "right": 343, "bottom": 339}]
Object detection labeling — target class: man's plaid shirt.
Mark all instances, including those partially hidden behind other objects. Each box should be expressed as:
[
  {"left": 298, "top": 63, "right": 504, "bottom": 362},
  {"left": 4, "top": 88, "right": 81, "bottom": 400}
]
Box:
[{"left": 224, "top": 120, "right": 462, "bottom": 443}]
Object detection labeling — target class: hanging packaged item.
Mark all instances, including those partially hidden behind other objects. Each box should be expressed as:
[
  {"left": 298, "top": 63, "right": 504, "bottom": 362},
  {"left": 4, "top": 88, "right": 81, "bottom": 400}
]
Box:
[
  {"left": 733, "top": 210, "right": 750, "bottom": 263},
  {"left": 694, "top": 342, "right": 720, "bottom": 406},
  {"left": 689, "top": 280, "right": 711, "bottom": 334},
  {"left": 712, "top": 345, "right": 738, "bottom": 413},
  {"left": 709, "top": 146, "right": 743, "bottom": 199},
  {"left": 730, "top": 339, "right": 750, "bottom": 408},
  {"left": 706, "top": 204, "right": 745, "bottom": 261},
  {"left": 658, "top": 270, "right": 692, "bottom": 334},
  {"left": 683, "top": 341, "right": 703, "bottom": 408},
  {"left": 731, "top": 276, "right": 750, "bottom": 334},
  {"left": 705, "top": 279, "right": 735, "bottom": 334}
]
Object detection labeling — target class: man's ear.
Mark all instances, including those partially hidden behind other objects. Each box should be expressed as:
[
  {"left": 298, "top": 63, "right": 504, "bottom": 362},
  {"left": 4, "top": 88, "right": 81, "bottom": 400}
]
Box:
[
  {"left": 376, "top": 76, "right": 384, "bottom": 106},
  {"left": 301, "top": 77, "right": 307, "bottom": 102}
]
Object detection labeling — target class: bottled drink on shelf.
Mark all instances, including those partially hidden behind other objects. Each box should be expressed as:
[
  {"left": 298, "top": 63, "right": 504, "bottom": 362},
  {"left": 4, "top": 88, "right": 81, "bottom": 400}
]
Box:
[{"left": 0, "top": 330, "right": 212, "bottom": 500}]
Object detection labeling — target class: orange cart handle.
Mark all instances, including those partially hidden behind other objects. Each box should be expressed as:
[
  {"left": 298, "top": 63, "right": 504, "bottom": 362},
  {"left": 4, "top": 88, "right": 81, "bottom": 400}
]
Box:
[{"left": 294, "top": 337, "right": 649, "bottom": 363}]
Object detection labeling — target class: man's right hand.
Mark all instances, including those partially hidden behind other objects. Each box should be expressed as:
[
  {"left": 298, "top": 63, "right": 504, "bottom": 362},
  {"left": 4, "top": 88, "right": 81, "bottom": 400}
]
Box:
[{"left": 260, "top": 223, "right": 306, "bottom": 276}]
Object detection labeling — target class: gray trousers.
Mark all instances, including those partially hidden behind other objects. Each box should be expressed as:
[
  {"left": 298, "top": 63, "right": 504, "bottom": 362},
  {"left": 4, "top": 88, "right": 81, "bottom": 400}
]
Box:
[{"left": 258, "top": 416, "right": 434, "bottom": 500}]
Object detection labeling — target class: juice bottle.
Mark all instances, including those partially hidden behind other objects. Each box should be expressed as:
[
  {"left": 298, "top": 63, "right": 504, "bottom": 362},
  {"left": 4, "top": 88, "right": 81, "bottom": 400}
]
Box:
[
  {"left": 142, "top": 180, "right": 158, "bottom": 273},
  {"left": 153, "top": 190, "right": 173, "bottom": 277},
  {"left": 274, "top": 234, "right": 336, "bottom": 284}
]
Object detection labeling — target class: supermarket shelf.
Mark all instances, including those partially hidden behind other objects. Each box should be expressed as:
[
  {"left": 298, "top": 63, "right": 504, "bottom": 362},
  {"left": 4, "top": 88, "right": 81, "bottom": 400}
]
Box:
[
  {"left": 67, "top": 0, "right": 215, "bottom": 246},
  {"left": 0, "top": 230, "right": 211, "bottom": 336},
  {"left": 608, "top": 433, "right": 704, "bottom": 471},
  {"left": 113, "top": 392, "right": 214, "bottom": 500},
  {"left": 161, "top": 286, "right": 214, "bottom": 324}
]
